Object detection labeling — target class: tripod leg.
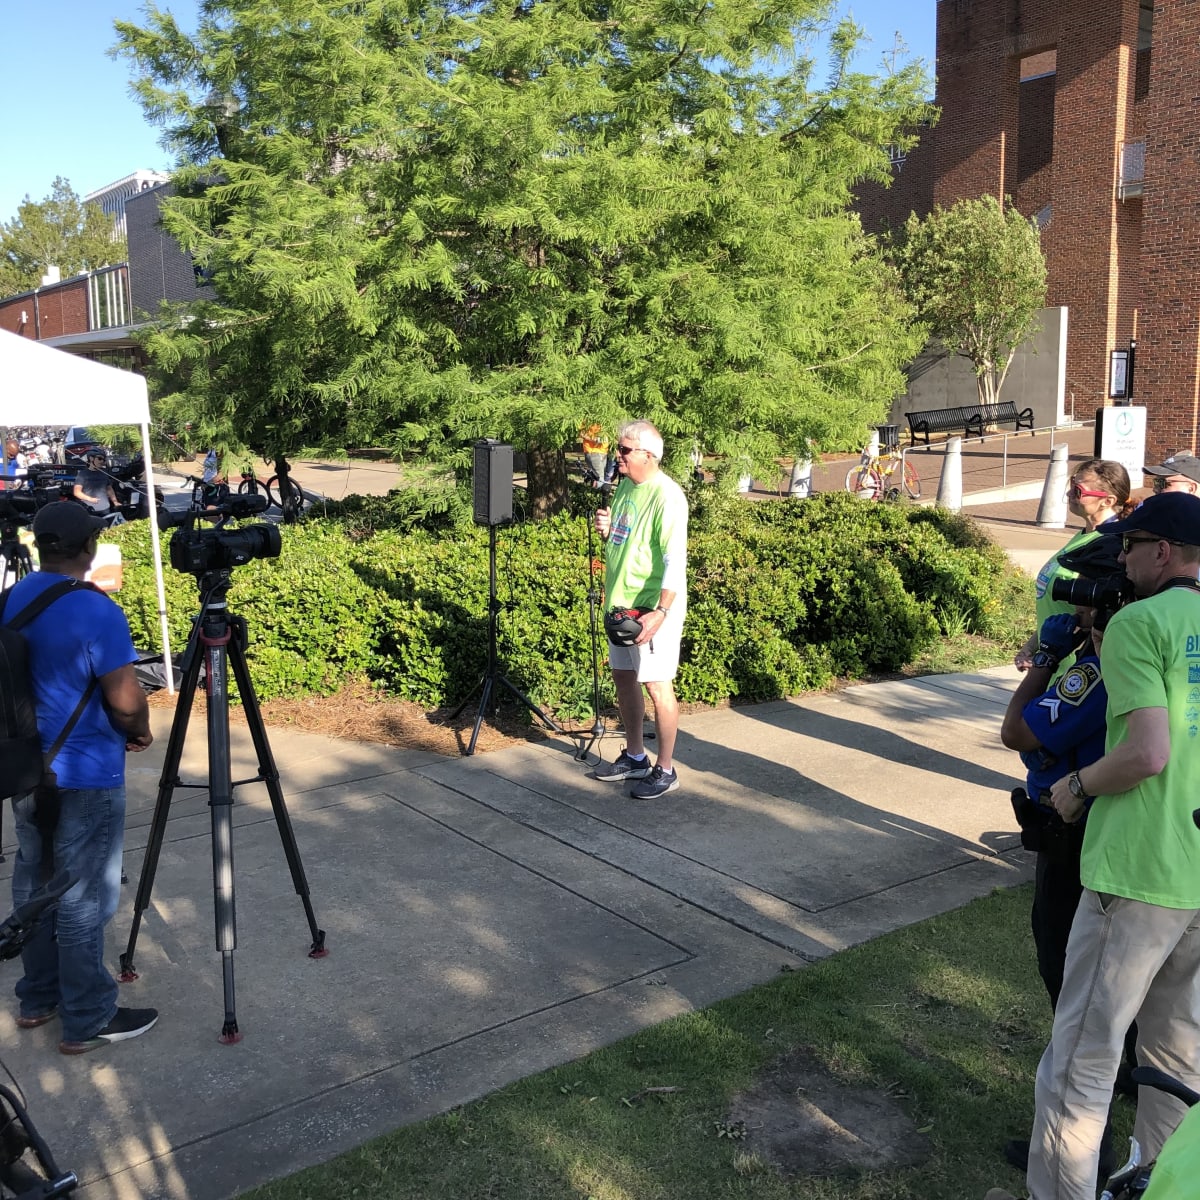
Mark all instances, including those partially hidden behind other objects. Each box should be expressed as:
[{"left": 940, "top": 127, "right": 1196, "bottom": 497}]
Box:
[
  {"left": 447, "top": 673, "right": 485, "bottom": 722},
  {"left": 201, "top": 629, "right": 245, "bottom": 1042},
  {"left": 496, "top": 674, "right": 564, "bottom": 735},
  {"left": 226, "top": 622, "right": 327, "bottom": 957},
  {"left": 120, "top": 624, "right": 206, "bottom": 981},
  {"left": 466, "top": 675, "right": 495, "bottom": 757}
]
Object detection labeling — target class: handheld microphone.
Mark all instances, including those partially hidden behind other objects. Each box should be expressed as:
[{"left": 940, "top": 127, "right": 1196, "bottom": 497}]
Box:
[{"left": 600, "top": 456, "right": 618, "bottom": 506}]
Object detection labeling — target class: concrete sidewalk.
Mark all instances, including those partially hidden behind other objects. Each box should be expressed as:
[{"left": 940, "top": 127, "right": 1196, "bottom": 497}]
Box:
[{"left": 0, "top": 666, "right": 1034, "bottom": 1200}]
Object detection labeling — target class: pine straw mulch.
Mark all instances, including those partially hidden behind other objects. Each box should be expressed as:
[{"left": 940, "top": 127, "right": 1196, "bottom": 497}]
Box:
[{"left": 147, "top": 680, "right": 602, "bottom": 757}]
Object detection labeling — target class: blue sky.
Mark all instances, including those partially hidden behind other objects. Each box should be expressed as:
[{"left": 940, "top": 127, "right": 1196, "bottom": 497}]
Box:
[{"left": 0, "top": 0, "right": 934, "bottom": 227}]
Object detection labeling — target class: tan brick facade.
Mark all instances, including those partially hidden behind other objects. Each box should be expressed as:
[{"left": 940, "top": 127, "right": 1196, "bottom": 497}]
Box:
[{"left": 858, "top": 0, "right": 1200, "bottom": 457}]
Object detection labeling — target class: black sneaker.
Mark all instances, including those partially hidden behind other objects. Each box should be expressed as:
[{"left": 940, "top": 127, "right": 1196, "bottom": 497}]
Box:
[
  {"left": 594, "top": 749, "right": 652, "bottom": 782},
  {"left": 60, "top": 1007, "right": 158, "bottom": 1056},
  {"left": 630, "top": 765, "right": 679, "bottom": 798}
]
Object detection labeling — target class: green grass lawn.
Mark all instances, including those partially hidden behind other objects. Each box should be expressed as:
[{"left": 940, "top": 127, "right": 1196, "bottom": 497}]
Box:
[{"left": 247, "top": 884, "right": 1127, "bottom": 1200}]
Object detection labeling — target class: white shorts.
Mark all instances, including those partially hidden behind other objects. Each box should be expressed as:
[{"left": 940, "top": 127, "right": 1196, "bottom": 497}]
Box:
[{"left": 608, "top": 606, "right": 684, "bottom": 683}]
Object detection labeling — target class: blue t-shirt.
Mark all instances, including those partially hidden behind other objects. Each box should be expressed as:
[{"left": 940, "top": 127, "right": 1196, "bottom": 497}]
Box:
[
  {"left": 1020, "top": 653, "right": 1108, "bottom": 808},
  {"left": 3, "top": 573, "right": 137, "bottom": 789}
]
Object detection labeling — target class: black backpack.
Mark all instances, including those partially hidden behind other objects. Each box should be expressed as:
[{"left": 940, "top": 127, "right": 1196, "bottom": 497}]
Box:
[{"left": 0, "top": 579, "right": 100, "bottom": 801}]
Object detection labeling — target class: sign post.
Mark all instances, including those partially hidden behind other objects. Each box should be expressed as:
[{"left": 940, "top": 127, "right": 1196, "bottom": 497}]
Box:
[{"left": 1094, "top": 405, "right": 1146, "bottom": 490}]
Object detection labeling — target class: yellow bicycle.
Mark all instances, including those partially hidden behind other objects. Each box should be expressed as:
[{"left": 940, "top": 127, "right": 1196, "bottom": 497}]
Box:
[{"left": 844, "top": 446, "right": 921, "bottom": 500}]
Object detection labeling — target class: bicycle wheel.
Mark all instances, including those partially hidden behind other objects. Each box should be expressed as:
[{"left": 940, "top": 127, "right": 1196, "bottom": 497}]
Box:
[
  {"left": 237, "top": 478, "right": 265, "bottom": 499},
  {"left": 901, "top": 458, "right": 921, "bottom": 499},
  {"left": 267, "top": 474, "right": 305, "bottom": 521},
  {"left": 845, "top": 465, "right": 881, "bottom": 498}
]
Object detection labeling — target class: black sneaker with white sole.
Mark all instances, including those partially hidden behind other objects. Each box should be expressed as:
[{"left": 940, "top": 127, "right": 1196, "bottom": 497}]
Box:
[
  {"left": 594, "top": 749, "right": 652, "bottom": 782},
  {"left": 59, "top": 1007, "right": 159, "bottom": 1056},
  {"left": 629, "top": 765, "right": 679, "bottom": 798}
]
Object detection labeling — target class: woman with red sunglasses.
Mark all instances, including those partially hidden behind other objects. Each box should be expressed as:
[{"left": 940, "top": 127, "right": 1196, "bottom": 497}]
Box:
[{"left": 1015, "top": 458, "right": 1134, "bottom": 672}]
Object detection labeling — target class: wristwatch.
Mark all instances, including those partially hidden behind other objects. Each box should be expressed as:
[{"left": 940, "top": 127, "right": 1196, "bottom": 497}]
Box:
[
  {"left": 1067, "top": 770, "right": 1093, "bottom": 802},
  {"left": 1031, "top": 649, "right": 1059, "bottom": 670},
  {"left": 655, "top": 605, "right": 670, "bottom": 616}
]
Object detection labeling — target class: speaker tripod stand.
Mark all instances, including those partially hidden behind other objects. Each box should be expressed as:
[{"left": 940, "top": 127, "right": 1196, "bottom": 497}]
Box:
[
  {"left": 450, "top": 523, "right": 564, "bottom": 756},
  {"left": 119, "top": 568, "right": 327, "bottom": 1042}
]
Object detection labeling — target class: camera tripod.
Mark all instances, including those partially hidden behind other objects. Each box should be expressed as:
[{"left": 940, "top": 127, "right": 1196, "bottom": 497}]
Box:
[
  {"left": 450, "top": 523, "right": 564, "bottom": 756},
  {"left": 119, "top": 568, "right": 326, "bottom": 1042}
]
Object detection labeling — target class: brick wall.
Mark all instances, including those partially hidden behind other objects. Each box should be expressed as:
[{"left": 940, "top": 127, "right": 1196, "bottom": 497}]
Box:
[
  {"left": 1016, "top": 72, "right": 1055, "bottom": 210},
  {"left": 1043, "top": 0, "right": 1141, "bottom": 416},
  {"left": 126, "top": 184, "right": 213, "bottom": 318},
  {"left": 0, "top": 278, "right": 90, "bottom": 339},
  {"left": 1134, "top": 0, "right": 1200, "bottom": 456},
  {"left": 854, "top": 129, "right": 937, "bottom": 235}
]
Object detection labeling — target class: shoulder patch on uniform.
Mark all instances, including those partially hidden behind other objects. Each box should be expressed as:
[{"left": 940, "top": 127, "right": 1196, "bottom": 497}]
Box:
[{"left": 1054, "top": 661, "right": 1102, "bottom": 707}]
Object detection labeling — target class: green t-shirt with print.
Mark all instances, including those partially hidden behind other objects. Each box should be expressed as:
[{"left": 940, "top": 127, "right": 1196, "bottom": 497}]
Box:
[
  {"left": 1081, "top": 585, "right": 1200, "bottom": 908},
  {"left": 604, "top": 471, "right": 688, "bottom": 612}
]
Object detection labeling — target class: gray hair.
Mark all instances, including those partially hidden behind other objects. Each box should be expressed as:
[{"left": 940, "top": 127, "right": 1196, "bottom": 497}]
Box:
[{"left": 619, "top": 420, "right": 663, "bottom": 460}]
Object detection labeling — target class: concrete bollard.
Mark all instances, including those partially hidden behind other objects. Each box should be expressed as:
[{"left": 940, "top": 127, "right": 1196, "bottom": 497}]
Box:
[
  {"left": 865, "top": 428, "right": 881, "bottom": 460},
  {"left": 1037, "top": 443, "right": 1071, "bottom": 529},
  {"left": 936, "top": 437, "right": 963, "bottom": 511},
  {"left": 788, "top": 457, "right": 812, "bottom": 497}
]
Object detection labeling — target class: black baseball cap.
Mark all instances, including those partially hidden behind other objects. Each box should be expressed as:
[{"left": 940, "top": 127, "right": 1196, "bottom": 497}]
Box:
[
  {"left": 1104, "top": 492, "right": 1200, "bottom": 546},
  {"left": 32, "top": 502, "right": 106, "bottom": 553},
  {"left": 1143, "top": 453, "right": 1200, "bottom": 483}
]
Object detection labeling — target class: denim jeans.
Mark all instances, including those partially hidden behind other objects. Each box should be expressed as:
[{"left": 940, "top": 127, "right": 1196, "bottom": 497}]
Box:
[{"left": 10, "top": 787, "right": 125, "bottom": 1042}]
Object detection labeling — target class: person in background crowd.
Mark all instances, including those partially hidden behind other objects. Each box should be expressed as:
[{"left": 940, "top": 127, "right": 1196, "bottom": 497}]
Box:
[
  {"left": 1144, "top": 452, "right": 1200, "bottom": 496},
  {"left": 73, "top": 450, "right": 118, "bottom": 516},
  {"left": 3, "top": 438, "right": 28, "bottom": 490}
]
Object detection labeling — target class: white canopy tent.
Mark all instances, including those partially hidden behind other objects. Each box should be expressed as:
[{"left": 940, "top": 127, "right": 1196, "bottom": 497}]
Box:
[{"left": 0, "top": 329, "right": 173, "bottom": 687}]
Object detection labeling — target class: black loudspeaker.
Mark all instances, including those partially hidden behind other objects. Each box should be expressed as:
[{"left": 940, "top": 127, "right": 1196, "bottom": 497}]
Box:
[{"left": 473, "top": 439, "right": 513, "bottom": 526}]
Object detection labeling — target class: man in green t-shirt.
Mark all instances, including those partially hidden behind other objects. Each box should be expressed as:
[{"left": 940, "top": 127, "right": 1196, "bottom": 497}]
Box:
[
  {"left": 592, "top": 420, "right": 688, "bottom": 799},
  {"left": 1013, "top": 491, "right": 1200, "bottom": 1200}
]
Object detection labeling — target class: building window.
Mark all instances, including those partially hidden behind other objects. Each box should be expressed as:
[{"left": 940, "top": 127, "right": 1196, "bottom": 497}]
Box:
[{"left": 88, "top": 268, "right": 129, "bottom": 330}]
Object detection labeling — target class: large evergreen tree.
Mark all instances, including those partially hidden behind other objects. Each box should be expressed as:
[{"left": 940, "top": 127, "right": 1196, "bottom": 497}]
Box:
[
  {"left": 0, "top": 178, "right": 124, "bottom": 298},
  {"left": 116, "top": 0, "right": 932, "bottom": 510}
]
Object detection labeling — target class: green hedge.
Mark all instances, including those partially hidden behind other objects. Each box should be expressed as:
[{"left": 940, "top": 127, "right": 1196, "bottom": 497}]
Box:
[{"left": 103, "top": 489, "right": 1032, "bottom": 719}]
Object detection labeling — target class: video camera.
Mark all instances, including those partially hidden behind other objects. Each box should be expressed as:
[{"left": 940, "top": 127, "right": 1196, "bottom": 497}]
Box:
[
  {"left": 161, "top": 493, "right": 281, "bottom": 576},
  {"left": 0, "top": 492, "right": 41, "bottom": 546},
  {"left": 1050, "top": 533, "right": 1133, "bottom": 629}
]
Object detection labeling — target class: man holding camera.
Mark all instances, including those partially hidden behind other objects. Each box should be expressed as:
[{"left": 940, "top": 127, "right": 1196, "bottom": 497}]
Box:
[
  {"left": 593, "top": 420, "right": 688, "bottom": 798},
  {"left": 1010, "top": 492, "right": 1200, "bottom": 1200},
  {"left": 2, "top": 503, "right": 157, "bottom": 1055}
]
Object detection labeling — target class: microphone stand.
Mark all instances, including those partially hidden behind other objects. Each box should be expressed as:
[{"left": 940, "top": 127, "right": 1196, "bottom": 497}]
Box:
[{"left": 575, "top": 474, "right": 612, "bottom": 763}]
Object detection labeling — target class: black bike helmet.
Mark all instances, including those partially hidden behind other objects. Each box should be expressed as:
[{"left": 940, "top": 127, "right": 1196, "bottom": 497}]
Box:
[{"left": 604, "top": 607, "right": 646, "bottom": 646}]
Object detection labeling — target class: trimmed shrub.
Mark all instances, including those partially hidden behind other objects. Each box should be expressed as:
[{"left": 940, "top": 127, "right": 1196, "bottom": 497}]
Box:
[{"left": 103, "top": 488, "right": 1032, "bottom": 714}]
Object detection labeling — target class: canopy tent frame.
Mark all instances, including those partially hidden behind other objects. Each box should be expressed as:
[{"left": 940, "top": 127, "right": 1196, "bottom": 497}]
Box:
[{"left": 0, "top": 330, "right": 173, "bottom": 690}]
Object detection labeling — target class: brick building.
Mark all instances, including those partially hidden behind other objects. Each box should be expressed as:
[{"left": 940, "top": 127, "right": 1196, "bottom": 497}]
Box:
[
  {"left": 0, "top": 181, "right": 211, "bottom": 364},
  {"left": 0, "top": 265, "right": 139, "bottom": 367},
  {"left": 860, "top": 0, "right": 1200, "bottom": 458}
]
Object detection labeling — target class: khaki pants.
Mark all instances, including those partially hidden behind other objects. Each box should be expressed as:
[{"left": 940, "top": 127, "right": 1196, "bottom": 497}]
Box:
[{"left": 1028, "top": 890, "right": 1200, "bottom": 1199}]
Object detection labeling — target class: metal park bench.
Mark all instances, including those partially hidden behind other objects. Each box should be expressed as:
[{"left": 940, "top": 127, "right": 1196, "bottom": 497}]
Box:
[{"left": 905, "top": 399, "right": 1035, "bottom": 446}]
